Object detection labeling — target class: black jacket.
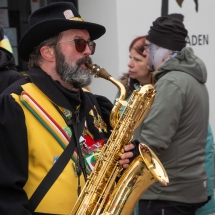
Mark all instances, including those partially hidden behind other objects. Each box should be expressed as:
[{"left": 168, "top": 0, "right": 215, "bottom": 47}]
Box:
[
  {"left": 0, "top": 68, "right": 113, "bottom": 215},
  {"left": 0, "top": 47, "right": 23, "bottom": 94}
]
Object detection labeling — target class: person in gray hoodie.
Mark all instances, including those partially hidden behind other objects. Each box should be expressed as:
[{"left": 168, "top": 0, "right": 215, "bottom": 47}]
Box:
[{"left": 134, "top": 16, "right": 209, "bottom": 215}]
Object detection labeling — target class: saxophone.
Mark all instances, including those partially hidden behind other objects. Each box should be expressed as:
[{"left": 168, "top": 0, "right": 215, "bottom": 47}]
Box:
[{"left": 70, "top": 64, "right": 169, "bottom": 215}]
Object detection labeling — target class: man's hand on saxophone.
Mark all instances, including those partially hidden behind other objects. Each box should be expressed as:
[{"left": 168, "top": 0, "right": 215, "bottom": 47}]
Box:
[
  {"left": 119, "top": 143, "right": 135, "bottom": 168},
  {"left": 119, "top": 140, "right": 141, "bottom": 168}
]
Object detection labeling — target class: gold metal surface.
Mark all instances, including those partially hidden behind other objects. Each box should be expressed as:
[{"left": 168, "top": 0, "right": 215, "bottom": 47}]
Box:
[{"left": 70, "top": 64, "right": 169, "bottom": 215}]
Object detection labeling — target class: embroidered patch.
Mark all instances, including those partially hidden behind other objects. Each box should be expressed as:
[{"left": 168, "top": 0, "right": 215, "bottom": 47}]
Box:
[
  {"left": 53, "top": 156, "right": 59, "bottom": 164},
  {"left": 63, "top": 108, "right": 72, "bottom": 120},
  {"left": 63, "top": 10, "right": 74, "bottom": 20},
  {"left": 81, "top": 139, "right": 104, "bottom": 172},
  {"left": 85, "top": 152, "right": 100, "bottom": 171},
  {"left": 89, "top": 105, "right": 107, "bottom": 133},
  {"left": 63, "top": 126, "right": 72, "bottom": 138}
]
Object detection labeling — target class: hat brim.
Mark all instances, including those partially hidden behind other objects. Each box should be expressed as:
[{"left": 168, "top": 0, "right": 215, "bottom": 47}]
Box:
[{"left": 18, "top": 19, "right": 106, "bottom": 62}]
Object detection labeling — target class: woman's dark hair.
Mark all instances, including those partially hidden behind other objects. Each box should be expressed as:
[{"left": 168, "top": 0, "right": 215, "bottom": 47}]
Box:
[
  {"left": 129, "top": 36, "right": 146, "bottom": 54},
  {"left": 120, "top": 36, "right": 146, "bottom": 98}
]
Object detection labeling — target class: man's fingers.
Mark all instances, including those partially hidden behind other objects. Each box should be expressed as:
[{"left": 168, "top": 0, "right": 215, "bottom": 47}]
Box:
[
  {"left": 118, "top": 143, "right": 136, "bottom": 169},
  {"left": 122, "top": 164, "right": 129, "bottom": 169},
  {"left": 119, "top": 158, "right": 130, "bottom": 166},
  {"left": 120, "top": 152, "right": 133, "bottom": 160},
  {"left": 124, "top": 144, "right": 135, "bottom": 151}
]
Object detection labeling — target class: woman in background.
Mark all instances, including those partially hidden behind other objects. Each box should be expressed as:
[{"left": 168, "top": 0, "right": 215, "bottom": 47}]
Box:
[{"left": 115, "top": 36, "right": 151, "bottom": 113}]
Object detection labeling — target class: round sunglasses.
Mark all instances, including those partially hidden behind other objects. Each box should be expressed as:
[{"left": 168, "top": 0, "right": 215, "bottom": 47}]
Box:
[{"left": 57, "top": 38, "right": 96, "bottom": 55}]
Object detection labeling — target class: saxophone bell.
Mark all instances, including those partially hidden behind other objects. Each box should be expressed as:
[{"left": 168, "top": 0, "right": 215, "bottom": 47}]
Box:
[{"left": 102, "top": 143, "right": 169, "bottom": 215}]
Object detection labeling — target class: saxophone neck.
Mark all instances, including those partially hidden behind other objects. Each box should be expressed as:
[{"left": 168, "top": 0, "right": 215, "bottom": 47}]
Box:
[{"left": 85, "top": 63, "right": 126, "bottom": 128}]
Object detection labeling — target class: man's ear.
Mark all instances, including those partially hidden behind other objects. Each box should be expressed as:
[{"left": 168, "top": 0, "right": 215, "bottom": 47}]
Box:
[{"left": 40, "top": 46, "right": 55, "bottom": 62}]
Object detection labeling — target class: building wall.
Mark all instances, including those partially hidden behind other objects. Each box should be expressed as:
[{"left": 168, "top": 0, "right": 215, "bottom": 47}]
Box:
[
  {"left": 2, "top": 0, "right": 214, "bottom": 134},
  {"left": 79, "top": 0, "right": 215, "bottom": 135},
  {"left": 79, "top": 0, "right": 119, "bottom": 103}
]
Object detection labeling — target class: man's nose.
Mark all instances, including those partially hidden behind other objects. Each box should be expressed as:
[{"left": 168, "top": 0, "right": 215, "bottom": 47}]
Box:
[{"left": 83, "top": 44, "right": 92, "bottom": 56}]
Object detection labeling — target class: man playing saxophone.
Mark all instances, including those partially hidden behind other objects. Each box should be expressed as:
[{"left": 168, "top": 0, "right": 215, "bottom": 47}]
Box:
[{"left": 0, "top": 2, "right": 135, "bottom": 215}]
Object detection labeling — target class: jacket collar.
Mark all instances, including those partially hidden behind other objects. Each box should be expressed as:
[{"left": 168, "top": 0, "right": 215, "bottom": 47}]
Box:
[{"left": 25, "top": 67, "right": 87, "bottom": 118}]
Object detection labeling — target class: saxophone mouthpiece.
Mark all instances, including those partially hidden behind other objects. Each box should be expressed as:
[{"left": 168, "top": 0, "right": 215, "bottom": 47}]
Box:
[
  {"left": 85, "top": 63, "right": 93, "bottom": 70},
  {"left": 85, "top": 63, "right": 111, "bottom": 80}
]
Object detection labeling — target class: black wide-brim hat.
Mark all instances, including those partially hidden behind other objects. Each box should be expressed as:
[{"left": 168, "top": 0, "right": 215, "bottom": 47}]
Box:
[{"left": 18, "top": 2, "right": 106, "bottom": 62}]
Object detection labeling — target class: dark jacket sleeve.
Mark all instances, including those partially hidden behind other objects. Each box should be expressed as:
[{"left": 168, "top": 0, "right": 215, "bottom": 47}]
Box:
[
  {"left": 0, "top": 70, "right": 23, "bottom": 94},
  {"left": 0, "top": 94, "right": 31, "bottom": 214}
]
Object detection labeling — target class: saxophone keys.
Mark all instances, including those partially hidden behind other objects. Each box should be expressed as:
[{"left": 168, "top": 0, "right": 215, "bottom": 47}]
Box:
[{"left": 117, "top": 148, "right": 124, "bottom": 159}]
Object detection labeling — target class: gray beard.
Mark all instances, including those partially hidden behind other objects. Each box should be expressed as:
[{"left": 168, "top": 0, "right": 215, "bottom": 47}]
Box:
[{"left": 56, "top": 49, "right": 93, "bottom": 88}]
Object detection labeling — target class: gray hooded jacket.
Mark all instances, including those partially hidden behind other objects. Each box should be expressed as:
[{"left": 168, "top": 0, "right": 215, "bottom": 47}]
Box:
[{"left": 134, "top": 47, "right": 209, "bottom": 203}]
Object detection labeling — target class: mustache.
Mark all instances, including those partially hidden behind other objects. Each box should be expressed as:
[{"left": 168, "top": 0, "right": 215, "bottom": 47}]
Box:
[{"left": 76, "top": 56, "right": 93, "bottom": 66}]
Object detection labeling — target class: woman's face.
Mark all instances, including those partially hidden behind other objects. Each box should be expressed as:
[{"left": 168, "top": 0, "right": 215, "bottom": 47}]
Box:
[{"left": 127, "top": 48, "right": 149, "bottom": 84}]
